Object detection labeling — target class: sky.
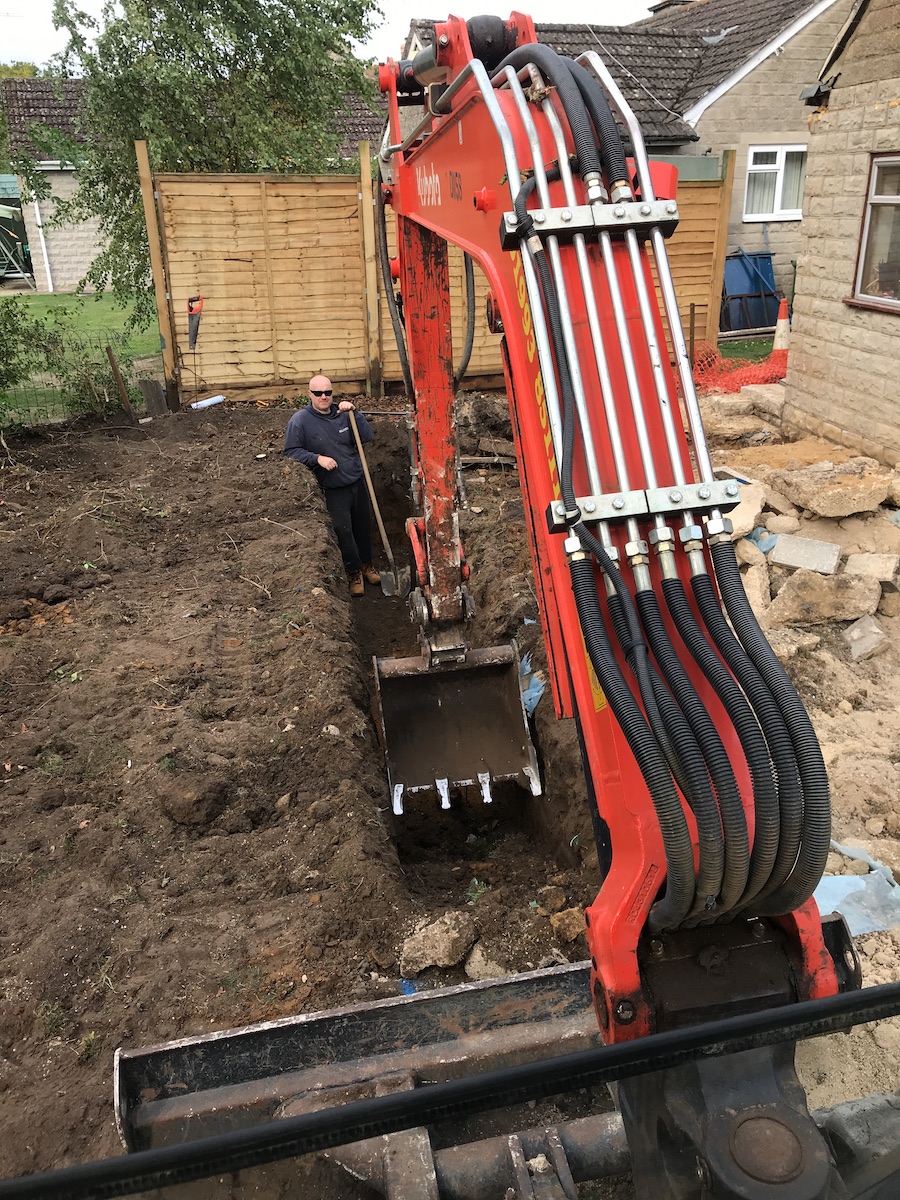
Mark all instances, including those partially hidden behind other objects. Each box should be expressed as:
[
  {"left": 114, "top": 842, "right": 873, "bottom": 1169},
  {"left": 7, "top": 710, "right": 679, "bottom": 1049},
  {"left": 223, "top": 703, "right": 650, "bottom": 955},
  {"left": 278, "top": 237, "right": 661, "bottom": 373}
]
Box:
[{"left": 1, "top": 0, "right": 653, "bottom": 68}]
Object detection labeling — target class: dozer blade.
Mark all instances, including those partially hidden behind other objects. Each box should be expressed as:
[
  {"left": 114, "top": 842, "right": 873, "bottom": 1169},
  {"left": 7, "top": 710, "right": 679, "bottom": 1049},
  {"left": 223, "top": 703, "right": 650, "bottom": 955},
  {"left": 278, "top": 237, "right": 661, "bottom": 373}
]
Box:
[
  {"left": 114, "top": 962, "right": 600, "bottom": 1152},
  {"left": 374, "top": 642, "right": 541, "bottom": 815}
]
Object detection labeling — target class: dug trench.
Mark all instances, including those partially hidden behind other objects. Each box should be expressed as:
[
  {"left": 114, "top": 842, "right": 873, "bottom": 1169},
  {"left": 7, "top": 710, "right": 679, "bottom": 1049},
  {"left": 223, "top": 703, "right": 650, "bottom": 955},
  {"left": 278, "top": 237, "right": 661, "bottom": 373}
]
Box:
[{"left": 1, "top": 393, "right": 899, "bottom": 1199}]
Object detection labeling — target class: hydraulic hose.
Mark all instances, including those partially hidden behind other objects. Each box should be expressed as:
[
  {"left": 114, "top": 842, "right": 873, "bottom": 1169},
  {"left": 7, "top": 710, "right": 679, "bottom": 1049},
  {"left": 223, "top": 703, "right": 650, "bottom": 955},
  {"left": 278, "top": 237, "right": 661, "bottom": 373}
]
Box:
[
  {"left": 635, "top": 588, "right": 749, "bottom": 915},
  {"left": 453, "top": 252, "right": 476, "bottom": 389},
  {"left": 376, "top": 163, "right": 412, "bottom": 396},
  {"left": 661, "top": 576, "right": 780, "bottom": 910},
  {"left": 570, "top": 557, "right": 696, "bottom": 931},
  {"left": 709, "top": 540, "right": 831, "bottom": 913},
  {"left": 607, "top": 590, "right": 722, "bottom": 918},
  {"left": 492, "top": 44, "right": 604, "bottom": 183},
  {"left": 563, "top": 58, "right": 629, "bottom": 189},
  {"left": 690, "top": 570, "right": 803, "bottom": 909}
]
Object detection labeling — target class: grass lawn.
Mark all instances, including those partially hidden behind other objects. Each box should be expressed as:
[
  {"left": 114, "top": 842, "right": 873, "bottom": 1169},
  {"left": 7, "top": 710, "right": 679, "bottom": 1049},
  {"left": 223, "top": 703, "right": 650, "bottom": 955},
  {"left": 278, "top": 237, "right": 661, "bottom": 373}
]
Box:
[
  {"left": 14, "top": 293, "right": 162, "bottom": 358},
  {"left": 717, "top": 336, "right": 774, "bottom": 363}
]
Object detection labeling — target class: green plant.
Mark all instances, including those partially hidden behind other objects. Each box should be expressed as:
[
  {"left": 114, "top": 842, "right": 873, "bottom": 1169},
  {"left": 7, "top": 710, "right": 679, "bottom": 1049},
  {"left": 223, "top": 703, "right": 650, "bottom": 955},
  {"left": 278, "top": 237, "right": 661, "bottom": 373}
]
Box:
[
  {"left": 77, "top": 1030, "right": 102, "bottom": 1062},
  {"left": 36, "top": 999, "right": 68, "bottom": 1037},
  {"left": 157, "top": 754, "right": 177, "bottom": 773},
  {"left": 465, "top": 878, "right": 490, "bottom": 905},
  {"left": 38, "top": 749, "right": 65, "bottom": 775}
]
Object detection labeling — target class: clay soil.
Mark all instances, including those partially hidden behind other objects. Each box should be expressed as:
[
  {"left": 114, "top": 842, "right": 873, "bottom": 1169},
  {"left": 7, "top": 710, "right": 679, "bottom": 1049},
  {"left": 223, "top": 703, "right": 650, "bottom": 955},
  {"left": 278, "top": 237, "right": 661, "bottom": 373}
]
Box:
[{"left": 1, "top": 395, "right": 899, "bottom": 1198}]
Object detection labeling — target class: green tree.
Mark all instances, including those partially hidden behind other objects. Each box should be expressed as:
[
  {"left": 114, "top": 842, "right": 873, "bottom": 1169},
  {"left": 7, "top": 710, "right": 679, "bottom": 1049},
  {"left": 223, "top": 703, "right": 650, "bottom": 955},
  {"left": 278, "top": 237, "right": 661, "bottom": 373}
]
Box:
[
  {"left": 0, "top": 62, "right": 40, "bottom": 78},
  {"left": 30, "top": 0, "right": 378, "bottom": 325}
]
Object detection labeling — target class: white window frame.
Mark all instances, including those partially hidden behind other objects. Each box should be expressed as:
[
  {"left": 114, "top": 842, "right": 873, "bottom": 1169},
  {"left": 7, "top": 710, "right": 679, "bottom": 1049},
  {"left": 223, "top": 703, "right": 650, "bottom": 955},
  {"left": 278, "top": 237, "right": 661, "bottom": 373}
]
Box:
[
  {"left": 742, "top": 144, "right": 807, "bottom": 222},
  {"left": 853, "top": 154, "right": 900, "bottom": 312}
]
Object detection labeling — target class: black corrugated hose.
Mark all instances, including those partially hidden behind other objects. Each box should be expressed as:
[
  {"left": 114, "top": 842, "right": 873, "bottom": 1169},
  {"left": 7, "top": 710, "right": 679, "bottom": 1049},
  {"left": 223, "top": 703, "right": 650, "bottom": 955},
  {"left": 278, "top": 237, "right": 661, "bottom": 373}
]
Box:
[
  {"left": 492, "top": 44, "right": 603, "bottom": 182},
  {"left": 563, "top": 58, "right": 629, "bottom": 187},
  {"left": 634, "top": 588, "right": 749, "bottom": 915},
  {"left": 709, "top": 540, "right": 831, "bottom": 913},
  {"left": 690, "top": 571, "right": 803, "bottom": 909},
  {"left": 661, "top": 576, "right": 780, "bottom": 910},
  {"left": 375, "top": 161, "right": 412, "bottom": 396},
  {"left": 571, "top": 558, "right": 696, "bottom": 930},
  {"left": 453, "top": 253, "right": 476, "bottom": 389},
  {"left": 607, "top": 593, "right": 724, "bottom": 918}
]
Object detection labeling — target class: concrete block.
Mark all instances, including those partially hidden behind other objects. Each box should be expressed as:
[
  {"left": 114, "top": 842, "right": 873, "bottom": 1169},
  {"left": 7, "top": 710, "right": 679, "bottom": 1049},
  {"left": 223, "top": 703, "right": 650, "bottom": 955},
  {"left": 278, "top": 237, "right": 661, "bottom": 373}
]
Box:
[
  {"left": 765, "top": 514, "right": 801, "bottom": 535},
  {"left": 764, "top": 570, "right": 881, "bottom": 627},
  {"left": 729, "top": 481, "right": 768, "bottom": 539},
  {"left": 842, "top": 614, "right": 889, "bottom": 661},
  {"left": 769, "top": 533, "right": 842, "bottom": 575},
  {"left": 774, "top": 458, "right": 893, "bottom": 518},
  {"left": 845, "top": 552, "right": 899, "bottom": 591}
]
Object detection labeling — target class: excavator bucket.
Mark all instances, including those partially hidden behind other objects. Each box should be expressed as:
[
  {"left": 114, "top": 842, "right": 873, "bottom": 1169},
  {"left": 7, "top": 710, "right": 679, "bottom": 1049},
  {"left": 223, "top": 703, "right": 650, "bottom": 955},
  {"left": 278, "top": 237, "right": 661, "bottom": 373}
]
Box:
[{"left": 374, "top": 643, "right": 541, "bottom": 815}]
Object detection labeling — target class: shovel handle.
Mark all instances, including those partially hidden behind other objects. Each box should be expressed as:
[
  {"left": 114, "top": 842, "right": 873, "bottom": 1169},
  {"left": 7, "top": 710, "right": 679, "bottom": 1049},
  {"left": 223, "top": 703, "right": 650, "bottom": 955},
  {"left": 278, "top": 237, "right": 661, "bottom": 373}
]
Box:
[{"left": 348, "top": 408, "right": 397, "bottom": 574}]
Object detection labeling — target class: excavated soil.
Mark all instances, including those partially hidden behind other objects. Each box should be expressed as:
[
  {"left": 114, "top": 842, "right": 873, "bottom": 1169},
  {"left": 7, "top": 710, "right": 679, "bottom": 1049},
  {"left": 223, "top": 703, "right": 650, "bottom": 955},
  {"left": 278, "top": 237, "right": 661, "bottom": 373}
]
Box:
[{"left": 1, "top": 394, "right": 899, "bottom": 1198}]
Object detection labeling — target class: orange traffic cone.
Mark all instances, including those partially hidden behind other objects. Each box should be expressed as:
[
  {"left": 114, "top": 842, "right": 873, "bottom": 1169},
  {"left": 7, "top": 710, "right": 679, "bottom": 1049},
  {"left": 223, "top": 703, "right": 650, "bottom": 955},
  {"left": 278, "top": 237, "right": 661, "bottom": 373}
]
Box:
[{"left": 770, "top": 297, "right": 790, "bottom": 377}]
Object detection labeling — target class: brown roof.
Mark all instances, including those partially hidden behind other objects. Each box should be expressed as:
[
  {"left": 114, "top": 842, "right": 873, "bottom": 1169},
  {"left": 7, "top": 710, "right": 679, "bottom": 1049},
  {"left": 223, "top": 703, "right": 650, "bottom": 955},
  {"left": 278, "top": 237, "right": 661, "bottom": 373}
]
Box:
[
  {"left": 407, "top": 1, "right": 833, "bottom": 143},
  {"left": 637, "top": 0, "right": 828, "bottom": 109},
  {"left": 334, "top": 92, "right": 388, "bottom": 159},
  {"left": 0, "top": 78, "right": 85, "bottom": 160}
]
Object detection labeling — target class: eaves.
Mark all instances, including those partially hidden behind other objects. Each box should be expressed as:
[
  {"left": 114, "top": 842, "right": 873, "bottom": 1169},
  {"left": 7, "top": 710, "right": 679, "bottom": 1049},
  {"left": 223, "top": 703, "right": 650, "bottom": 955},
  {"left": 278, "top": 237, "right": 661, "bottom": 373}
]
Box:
[{"left": 682, "top": 0, "right": 842, "bottom": 126}]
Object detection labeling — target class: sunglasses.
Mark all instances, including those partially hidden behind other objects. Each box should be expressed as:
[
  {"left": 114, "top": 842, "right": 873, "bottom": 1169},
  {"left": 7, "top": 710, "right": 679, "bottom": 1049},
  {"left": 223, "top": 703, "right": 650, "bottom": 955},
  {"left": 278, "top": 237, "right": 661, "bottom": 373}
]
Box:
[{"left": 311, "top": 389, "right": 332, "bottom": 397}]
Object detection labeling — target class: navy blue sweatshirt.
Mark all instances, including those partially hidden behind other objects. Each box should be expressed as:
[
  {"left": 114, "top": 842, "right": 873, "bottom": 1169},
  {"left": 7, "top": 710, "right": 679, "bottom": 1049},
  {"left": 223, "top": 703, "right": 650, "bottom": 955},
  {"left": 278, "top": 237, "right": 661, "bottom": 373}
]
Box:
[{"left": 283, "top": 404, "right": 374, "bottom": 489}]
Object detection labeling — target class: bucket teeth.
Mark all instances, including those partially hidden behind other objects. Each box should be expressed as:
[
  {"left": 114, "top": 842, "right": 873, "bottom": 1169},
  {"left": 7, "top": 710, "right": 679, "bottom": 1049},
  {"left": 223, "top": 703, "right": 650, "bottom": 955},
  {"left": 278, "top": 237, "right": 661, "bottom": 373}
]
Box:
[
  {"left": 478, "top": 772, "right": 493, "bottom": 804},
  {"left": 392, "top": 784, "right": 405, "bottom": 816},
  {"left": 436, "top": 778, "right": 451, "bottom": 809}
]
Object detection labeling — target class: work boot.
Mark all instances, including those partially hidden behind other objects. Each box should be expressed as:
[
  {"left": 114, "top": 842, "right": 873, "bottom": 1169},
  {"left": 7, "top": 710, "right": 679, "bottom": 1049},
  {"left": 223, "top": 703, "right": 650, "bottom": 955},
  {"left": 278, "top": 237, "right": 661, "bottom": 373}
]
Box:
[
  {"left": 362, "top": 562, "right": 381, "bottom": 586},
  {"left": 348, "top": 570, "right": 364, "bottom": 597}
]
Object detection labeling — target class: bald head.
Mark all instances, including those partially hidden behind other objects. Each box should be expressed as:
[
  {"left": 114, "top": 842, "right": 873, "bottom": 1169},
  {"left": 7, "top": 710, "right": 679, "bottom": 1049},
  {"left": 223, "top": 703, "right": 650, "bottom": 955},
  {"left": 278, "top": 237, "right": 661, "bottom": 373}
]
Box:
[{"left": 308, "top": 374, "right": 334, "bottom": 412}]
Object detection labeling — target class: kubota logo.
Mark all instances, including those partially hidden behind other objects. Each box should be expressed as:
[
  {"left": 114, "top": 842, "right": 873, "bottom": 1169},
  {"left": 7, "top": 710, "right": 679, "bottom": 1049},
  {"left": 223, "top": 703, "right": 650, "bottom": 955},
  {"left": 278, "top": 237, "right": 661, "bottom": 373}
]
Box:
[{"left": 416, "top": 163, "right": 441, "bottom": 206}]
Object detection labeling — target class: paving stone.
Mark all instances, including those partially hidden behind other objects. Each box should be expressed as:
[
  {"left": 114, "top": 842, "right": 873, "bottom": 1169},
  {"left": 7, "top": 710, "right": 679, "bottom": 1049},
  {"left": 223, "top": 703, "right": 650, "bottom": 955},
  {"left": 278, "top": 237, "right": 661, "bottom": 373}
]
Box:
[
  {"left": 842, "top": 614, "right": 890, "bottom": 661},
  {"left": 769, "top": 533, "right": 842, "bottom": 575}
]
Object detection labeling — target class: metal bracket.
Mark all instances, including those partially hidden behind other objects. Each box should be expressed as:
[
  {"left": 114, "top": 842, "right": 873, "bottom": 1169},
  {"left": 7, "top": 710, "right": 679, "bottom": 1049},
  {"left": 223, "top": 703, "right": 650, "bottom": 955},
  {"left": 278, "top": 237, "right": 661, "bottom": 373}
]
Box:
[
  {"left": 500, "top": 199, "right": 679, "bottom": 250},
  {"left": 546, "top": 480, "right": 739, "bottom": 532}
]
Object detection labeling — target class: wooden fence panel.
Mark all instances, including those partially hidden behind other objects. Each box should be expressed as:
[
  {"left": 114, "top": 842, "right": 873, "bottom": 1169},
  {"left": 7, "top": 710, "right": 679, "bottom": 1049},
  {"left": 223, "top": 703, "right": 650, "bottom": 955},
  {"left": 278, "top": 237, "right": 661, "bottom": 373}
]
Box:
[{"left": 152, "top": 154, "right": 732, "bottom": 397}]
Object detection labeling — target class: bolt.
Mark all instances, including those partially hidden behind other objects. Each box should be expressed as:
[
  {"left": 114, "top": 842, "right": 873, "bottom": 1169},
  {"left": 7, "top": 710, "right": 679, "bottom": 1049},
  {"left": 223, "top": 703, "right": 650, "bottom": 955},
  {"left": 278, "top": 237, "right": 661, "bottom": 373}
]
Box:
[
  {"left": 725, "top": 482, "right": 739, "bottom": 497},
  {"left": 615, "top": 1000, "right": 636, "bottom": 1023},
  {"left": 649, "top": 939, "right": 664, "bottom": 958},
  {"left": 438, "top": 33, "right": 450, "bottom": 47},
  {"left": 584, "top": 500, "right": 596, "bottom": 513},
  {"left": 561, "top": 208, "right": 573, "bottom": 222},
  {"left": 614, "top": 205, "right": 626, "bottom": 218},
  {"left": 668, "top": 489, "right": 683, "bottom": 503},
  {"left": 612, "top": 496, "right": 625, "bottom": 510},
  {"left": 640, "top": 203, "right": 651, "bottom": 215},
  {"left": 698, "top": 485, "right": 711, "bottom": 499},
  {"left": 666, "top": 203, "right": 677, "bottom": 215},
  {"left": 556, "top": 503, "right": 566, "bottom": 517},
  {"left": 533, "top": 211, "right": 546, "bottom": 224}
]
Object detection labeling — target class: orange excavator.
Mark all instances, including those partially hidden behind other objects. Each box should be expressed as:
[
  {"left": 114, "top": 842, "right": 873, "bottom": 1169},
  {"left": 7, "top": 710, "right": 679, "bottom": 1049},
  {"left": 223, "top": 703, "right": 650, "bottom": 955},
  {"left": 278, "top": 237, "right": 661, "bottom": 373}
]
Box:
[{"left": 6, "top": 14, "right": 900, "bottom": 1200}]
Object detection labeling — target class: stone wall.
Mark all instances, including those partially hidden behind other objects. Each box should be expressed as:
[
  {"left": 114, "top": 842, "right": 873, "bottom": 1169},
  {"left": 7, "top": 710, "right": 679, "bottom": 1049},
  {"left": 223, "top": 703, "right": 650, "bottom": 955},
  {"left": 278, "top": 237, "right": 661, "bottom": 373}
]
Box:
[
  {"left": 784, "top": 0, "right": 900, "bottom": 467},
  {"left": 19, "top": 169, "right": 101, "bottom": 294},
  {"left": 690, "top": 0, "right": 854, "bottom": 301}
]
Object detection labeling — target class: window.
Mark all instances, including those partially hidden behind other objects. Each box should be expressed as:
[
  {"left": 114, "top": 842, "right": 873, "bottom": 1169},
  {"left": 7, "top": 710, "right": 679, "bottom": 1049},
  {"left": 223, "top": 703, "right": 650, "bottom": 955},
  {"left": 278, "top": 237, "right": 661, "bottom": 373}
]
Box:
[
  {"left": 743, "top": 145, "right": 807, "bottom": 221},
  {"left": 854, "top": 155, "right": 900, "bottom": 310}
]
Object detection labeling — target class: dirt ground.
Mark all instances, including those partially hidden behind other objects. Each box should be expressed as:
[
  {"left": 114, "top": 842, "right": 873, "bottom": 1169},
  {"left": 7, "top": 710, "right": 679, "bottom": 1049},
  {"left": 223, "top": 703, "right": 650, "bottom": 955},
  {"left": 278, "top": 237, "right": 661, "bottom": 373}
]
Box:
[{"left": 1, "top": 393, "right": 899, "bottom": 1197}]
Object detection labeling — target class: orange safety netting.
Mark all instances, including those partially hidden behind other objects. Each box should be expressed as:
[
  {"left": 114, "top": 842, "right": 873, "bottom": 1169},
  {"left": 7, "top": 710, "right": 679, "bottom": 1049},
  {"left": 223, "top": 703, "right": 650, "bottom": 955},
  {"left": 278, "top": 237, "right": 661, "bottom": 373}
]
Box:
[{"left": 692, "top": 343, "right": 788, "bottom": 395}]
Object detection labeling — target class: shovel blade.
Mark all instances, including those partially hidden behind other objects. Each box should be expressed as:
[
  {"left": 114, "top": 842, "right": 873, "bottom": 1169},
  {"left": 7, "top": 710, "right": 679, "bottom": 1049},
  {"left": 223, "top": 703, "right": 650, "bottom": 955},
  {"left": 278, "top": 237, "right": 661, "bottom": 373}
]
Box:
[
  {"left": 374, "top": 642, "right": 541, "bottom": 814},
  {"left": 380, "top": 566, "right": 411, "bottom": 599}
]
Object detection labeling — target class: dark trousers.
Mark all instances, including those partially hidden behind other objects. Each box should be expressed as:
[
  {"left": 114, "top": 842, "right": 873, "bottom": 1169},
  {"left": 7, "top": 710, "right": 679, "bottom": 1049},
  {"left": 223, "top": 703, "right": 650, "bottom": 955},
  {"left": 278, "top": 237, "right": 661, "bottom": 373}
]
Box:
[{"left": 323, "top": 478, "right": 373, "bottom": 574}]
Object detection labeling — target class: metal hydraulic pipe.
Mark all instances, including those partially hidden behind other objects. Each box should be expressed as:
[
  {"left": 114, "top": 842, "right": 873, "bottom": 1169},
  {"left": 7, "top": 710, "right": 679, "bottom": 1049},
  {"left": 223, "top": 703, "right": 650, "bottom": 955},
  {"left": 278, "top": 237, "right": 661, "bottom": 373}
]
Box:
[{"left": 576, "top": 49, "right": 716, "bottom": 488}]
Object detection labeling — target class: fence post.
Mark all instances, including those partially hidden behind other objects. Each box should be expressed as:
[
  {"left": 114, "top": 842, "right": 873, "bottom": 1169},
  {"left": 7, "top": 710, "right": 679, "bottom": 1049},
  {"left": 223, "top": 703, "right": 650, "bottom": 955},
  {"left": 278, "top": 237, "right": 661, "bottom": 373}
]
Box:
[
  {"left": 358, "top": 141, "right": 383, "bottom": 399},
  {"left": 135, "top": 140, "right": 179, "bottom": 410}
]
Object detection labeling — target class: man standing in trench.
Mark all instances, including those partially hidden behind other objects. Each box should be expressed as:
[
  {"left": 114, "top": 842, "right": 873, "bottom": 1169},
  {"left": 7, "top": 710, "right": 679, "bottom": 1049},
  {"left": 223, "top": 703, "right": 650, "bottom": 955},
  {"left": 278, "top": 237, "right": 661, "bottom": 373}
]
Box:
[{"left": 284, "top": 374, "right": 380, "bottom": 597}]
